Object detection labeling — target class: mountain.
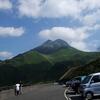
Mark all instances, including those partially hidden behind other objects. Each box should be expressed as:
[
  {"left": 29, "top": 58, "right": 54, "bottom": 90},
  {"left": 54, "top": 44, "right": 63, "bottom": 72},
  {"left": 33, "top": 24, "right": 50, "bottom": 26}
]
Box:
[
  {"left": 0, "top": 39, "right": 100, "bottom": 86},
  {"left": 34, "top": 39, "right": 70, "bottom": 54}
]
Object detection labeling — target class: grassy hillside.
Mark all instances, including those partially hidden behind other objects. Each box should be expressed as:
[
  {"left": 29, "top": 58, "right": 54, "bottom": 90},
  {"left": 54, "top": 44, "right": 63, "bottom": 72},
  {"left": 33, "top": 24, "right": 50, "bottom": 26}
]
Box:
[
  {"left": 44, "top": 47, "right": 100, "bottom": 64},
  {"left": 60, "top": 57, "right": 100, "bottom": 81},
  {"left": 3, "top": 51, "right": 52, "bottom": 67},
  {"left": 45, "top": 48, "right": 100, "bottom": 81}
]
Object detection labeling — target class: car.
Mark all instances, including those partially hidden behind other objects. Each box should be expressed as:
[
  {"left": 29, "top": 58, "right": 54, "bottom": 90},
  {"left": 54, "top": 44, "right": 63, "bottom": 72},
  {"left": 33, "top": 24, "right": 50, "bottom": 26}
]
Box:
[
  {"left": 66, "top": 76, "right": 86, "bottom": 93},
  {"left": 79, "top": 72, "right": 100, "bottom": 100},
  {"left": 71, "top": 76, "right": 86, "bottom": 93},
  {"left": 66, "top": 79, "right": 73, "bottom": 87}
]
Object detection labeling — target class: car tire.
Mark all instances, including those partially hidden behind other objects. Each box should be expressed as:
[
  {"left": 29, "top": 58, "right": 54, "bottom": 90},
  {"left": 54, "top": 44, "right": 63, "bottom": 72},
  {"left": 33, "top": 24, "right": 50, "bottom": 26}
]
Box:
[{"left": 85, "top": 92, "right": 93, "bottom": 100}]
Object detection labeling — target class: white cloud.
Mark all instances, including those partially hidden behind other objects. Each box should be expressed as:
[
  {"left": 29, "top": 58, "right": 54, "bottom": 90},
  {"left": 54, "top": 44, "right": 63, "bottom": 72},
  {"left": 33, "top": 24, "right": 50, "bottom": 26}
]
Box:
[
  {"left": 40, "top": 0, "right": 81, "bottom": 18},
  {"left": 0, "top": 27, "right": 25, "bottom": 37},
  {"left": 0, "top": 51, "right": 13, "bottom": 58},
  {"left": 39, "top": 25, "right": 100, "bottom": 51},
  {"left": 39, "top": 27, "right": 88, "bottom": 41},
  {"left": 18, "top": 0, "right": 41, "bottom": 18},
  {"left": 17, "top": 0, "right": 100, "bottom": 19},
  {"left": 18, "top": 0, "right": 81, "bottom": 18},
  {"left": 0, "top": 0, "right": 12, "bottom": 10},
  {"left": 17, "top": 0, "right": 100, "bottom": 27},
  {"left": 82, "top": 10, "right": 100, "bottom": 26},
  {"left": 71, "top": 41, "right": 89, "bottom": 51},
  {"left": 80, "top": 0, "right": 100, "bottom": 10}
]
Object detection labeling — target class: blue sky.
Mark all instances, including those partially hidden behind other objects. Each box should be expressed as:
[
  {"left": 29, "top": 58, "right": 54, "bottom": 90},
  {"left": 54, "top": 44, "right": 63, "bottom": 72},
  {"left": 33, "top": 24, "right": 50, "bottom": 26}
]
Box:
[{"left": 0, "top": 0, "right": 100, "bottom": 60}]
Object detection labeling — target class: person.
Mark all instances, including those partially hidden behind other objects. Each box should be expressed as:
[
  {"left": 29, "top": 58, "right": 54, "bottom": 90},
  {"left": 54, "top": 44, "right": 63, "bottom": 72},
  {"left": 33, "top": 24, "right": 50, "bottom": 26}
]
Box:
[
  {"left": 15, "top": 83, "right": 20, "bottom": 96},
  {"left": 19, "top": 81, "right": 23, "bottom": 94}
]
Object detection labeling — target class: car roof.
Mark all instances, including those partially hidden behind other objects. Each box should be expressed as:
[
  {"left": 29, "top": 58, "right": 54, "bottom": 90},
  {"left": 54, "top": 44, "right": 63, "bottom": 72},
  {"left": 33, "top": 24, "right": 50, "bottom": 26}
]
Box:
[{"left": 90, "top": 72, "right": 100, "bottom": 76}]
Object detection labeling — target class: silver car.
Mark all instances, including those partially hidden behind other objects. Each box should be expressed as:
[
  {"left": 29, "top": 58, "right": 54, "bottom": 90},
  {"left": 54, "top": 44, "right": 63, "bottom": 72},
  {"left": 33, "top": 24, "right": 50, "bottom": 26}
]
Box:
[{"left": 80, "top": 72, "right": 100, "bottom": 100}]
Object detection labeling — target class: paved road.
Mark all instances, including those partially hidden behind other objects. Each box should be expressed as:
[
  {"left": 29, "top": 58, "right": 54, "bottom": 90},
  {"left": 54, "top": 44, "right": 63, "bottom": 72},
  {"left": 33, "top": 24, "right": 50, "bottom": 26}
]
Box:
[
  {"left": 0, "top": 84, "right": 66, "bottom": 100},
  {"left": 69, "top": 94, "right": 100, "bottom": 100},
  {"left": 66, "top": 90, "right": 100, "bottom": 100}
]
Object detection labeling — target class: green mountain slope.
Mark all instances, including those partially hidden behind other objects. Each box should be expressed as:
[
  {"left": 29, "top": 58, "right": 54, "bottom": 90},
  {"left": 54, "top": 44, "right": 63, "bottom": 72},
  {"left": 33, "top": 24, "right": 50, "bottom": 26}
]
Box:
[
  {"left": 5, "top": 51, "right": 52, "bottom": 66},
  {"left": 47, "top": 48, "right": 100, "bottom": 63},
  {"left": 0, "top": 39, "right": 100, "bottom": 86},
  {"left": 45, "top": 48, "right": 100, "bottom": 81}
]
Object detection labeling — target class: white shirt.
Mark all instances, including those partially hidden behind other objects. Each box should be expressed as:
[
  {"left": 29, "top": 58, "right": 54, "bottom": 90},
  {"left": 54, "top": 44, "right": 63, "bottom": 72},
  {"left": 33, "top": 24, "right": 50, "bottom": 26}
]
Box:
[{"left": 16, "top": 84, "right": 20, "bottom": 91}]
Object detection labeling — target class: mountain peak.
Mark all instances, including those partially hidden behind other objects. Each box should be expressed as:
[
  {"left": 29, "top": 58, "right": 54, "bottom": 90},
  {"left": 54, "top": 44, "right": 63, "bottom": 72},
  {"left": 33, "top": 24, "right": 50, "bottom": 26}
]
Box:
[
  {"left": 54, "top": 39, "right": 66, "bottom": 42},
  {"left": 42, "top": 40, "right": 53, "bottom": 46},
  {"left": 34, "top": 39, "right": 70, "bottom": 54},
  {"left": 53, "top": 39, "right": 69, "bottom": 47},
  {"left": 42, "top": 39, "right": 69, "bottom": 47}
]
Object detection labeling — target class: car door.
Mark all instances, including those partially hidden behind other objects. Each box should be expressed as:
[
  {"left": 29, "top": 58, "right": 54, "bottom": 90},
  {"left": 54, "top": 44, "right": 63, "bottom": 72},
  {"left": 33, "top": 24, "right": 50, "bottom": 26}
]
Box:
[{"left": 90, "top": 75, "right": 100, "bottom": 95}]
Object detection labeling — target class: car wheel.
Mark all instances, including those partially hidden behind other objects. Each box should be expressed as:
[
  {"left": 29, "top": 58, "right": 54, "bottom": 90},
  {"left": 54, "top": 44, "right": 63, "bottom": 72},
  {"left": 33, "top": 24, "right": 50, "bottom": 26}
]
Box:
[{"left": 85, "top": 92, "right": 93, "bottom": 100}]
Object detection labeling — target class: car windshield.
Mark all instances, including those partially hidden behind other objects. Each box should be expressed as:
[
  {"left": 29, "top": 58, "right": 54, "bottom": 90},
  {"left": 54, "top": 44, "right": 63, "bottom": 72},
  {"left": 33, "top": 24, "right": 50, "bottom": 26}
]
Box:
[
  {"left": 81, "top": 76, "right": 86, "bottom": 81},
  {"left": 74, "top": 76, "right": 85, "bottom": 81},
  {"left": 81, "top": 75, "right": 92, "bottom": 84}
]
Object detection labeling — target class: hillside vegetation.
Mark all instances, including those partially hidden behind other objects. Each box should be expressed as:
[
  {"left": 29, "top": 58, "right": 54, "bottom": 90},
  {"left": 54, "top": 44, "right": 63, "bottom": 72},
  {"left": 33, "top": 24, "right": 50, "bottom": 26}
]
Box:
[{"left": 60, "top": 57, "right": 100, "bottom": 81}]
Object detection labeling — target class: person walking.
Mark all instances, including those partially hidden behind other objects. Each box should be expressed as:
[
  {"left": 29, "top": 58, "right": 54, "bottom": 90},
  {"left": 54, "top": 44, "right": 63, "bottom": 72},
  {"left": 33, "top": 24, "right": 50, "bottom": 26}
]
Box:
[{"left": 15, "top": 83, "right": 20, "bottom": 96}]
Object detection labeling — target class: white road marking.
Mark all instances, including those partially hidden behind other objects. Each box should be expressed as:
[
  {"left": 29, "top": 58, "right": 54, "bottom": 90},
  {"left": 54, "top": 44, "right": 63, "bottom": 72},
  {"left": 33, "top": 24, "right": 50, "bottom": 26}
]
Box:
[
  {"left": 69, "top": 94, "right": 81, "bottom": 97},
  {"left": 64, "top": 88, "right": 71, "bottom": 100}
]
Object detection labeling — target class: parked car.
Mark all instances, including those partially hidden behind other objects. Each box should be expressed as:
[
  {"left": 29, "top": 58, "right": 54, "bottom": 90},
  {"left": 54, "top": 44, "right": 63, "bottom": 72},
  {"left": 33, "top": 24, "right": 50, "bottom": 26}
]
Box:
[
  {"left": 79, "top": 72, "right": 100, "bottom": 100},
  {"left": 66, "top": 76, "right": 86, "bottom": 93},
  {"left": 66, "top": 79, "right": 73, "bottom": 87}
]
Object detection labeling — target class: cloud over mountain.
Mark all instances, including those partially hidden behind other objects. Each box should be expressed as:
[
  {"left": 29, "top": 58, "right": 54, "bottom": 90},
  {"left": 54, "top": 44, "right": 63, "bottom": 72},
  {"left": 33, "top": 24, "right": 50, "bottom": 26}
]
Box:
[{"left": 39, "top": 25, "right": 100, "bottom": 51}]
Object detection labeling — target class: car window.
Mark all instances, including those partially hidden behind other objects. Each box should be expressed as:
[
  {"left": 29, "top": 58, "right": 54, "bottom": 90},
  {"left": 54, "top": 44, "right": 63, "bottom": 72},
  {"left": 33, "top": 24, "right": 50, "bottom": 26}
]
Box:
[
  {"left": 91, "top": 75, "right": 100, "bottom": 83},
  {"left": 82, "top": 75, "right": 91, "bottom": 84}
]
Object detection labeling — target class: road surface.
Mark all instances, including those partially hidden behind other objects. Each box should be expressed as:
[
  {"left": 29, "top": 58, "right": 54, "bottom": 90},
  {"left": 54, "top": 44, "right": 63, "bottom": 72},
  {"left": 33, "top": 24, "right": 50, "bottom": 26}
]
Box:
[
  {"left": 66, "top": 89, "right": 100, "bottom": 100},
  {"left": 0, "top": 84, "right": 66, "bottom": 100},
  {"left": 68, "top": 94, "right": 100, "bottom": 100}
]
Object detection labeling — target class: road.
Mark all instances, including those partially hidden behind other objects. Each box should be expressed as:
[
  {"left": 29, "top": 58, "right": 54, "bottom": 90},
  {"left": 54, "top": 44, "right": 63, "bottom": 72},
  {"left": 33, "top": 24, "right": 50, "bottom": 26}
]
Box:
[
  {"left": 68, "top": 94, "right": 100, "bottom": 100},
  {"left": 0, "top": 84, "right": 66, "bottom": 100},
  {"left": 66, "top": 89, "right": 100, "bottom": 100}
]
